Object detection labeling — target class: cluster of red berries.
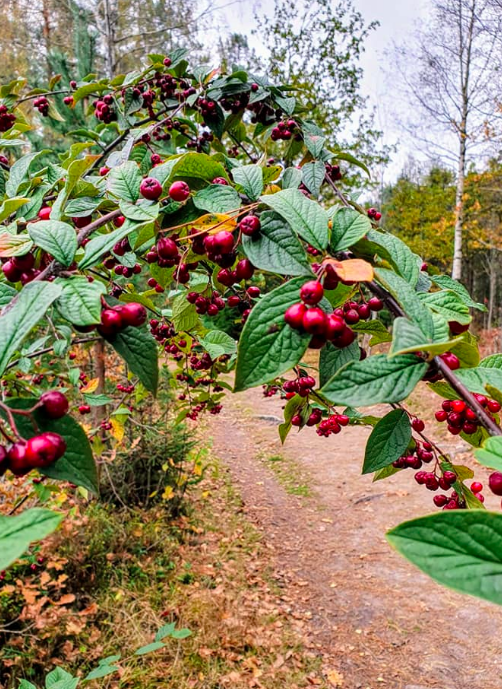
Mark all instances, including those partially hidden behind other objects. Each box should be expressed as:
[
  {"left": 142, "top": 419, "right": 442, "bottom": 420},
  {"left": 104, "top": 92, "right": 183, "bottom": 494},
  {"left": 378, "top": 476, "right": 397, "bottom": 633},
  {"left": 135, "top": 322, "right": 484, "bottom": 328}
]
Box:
[
  {"left": 117, "top": 383, "right": 135, "bottom": 394},
  {"left": 94, "top": 95, "right": 117, "bottom": 123},
  {"left": 63, "top": 95, "right": 74, "bottom": 106},
  {"left": 438, "top": 351, "right": 460, "bottom": 371},
  {"left": 435, "top": 396, "right": 501, "bottom": 436},
  {"left": 283, "top": 376, "right": 316, "bottom": 398},
  {"left": 0, "top": 392, "right": 68, "bottom": 477},
  {"left": 0, "top": 105, "right": 16, "bottom": 132},
  {"left": 100, "top": 421, "right": 113, "bottom": 431},
  {"left": 262, "top": 384, "right": 280, "bottom": 397},
  {"left": 186, "top": 291, "right": 225, "bottom": 316},
  {"left": 33, "top": 96, "right": 49, "bottom": 116},
  {"left": 324, "top": 163, "right": 342, "bottom": 181},
  {"left": 2, "top": 253, "right": 39, "bottom": 284},
  {"left": 333, "top": 296, "right": 383, "bottom": 326},
  {"left": 392, "top": 439, "right": 434, "bottom": 470},
  {"left": 78, "top": 404, "right": 91, "bottom": 415},
  {"left": 271, "top": 120, "right": 299, "bottom": 141},
  {"left": 185, "top": 131, "right": 215, "bottom": 152},
  {"left": 284, "top": 280, "right": 356, "bottom": 349},
  {"left": 315, "top": 413, "right": 350, "bottom": 436},
  {"left": 97, "top": 302, "right": 147, "bottom": 336},
  {"left": 367, "top": 207, "right": 382, "bottom": 222}
]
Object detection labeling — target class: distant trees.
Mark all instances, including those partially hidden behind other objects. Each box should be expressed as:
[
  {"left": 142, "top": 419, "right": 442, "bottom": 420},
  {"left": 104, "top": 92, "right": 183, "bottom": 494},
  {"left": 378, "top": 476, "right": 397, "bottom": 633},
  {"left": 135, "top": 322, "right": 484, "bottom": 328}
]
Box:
[{"left": 394, "top": 0, "right": 502, "bottom": 280}]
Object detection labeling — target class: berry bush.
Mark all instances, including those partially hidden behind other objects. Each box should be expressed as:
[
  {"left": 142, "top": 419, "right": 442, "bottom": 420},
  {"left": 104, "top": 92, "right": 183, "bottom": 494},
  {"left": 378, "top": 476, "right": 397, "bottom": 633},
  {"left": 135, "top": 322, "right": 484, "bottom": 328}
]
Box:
[{"left": 1, "top": 48, "right": 502, "bottom": 607}]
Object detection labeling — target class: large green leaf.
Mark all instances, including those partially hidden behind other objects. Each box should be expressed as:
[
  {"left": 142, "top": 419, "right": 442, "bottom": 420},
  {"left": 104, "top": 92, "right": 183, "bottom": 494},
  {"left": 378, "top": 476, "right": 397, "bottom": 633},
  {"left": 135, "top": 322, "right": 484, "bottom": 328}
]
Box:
[
  {"left": 0, "top": 508, "right": 63, "bottom": 571},
  {"left": 454, "top": 367, "right": 502, "bottom": 395},
  {"left": 119, "top": 200, "right": 160, "bottom": 222},
  {"left": 0, "top": 282, "right": 16, "bottom": 307},
  {"left": 431, "top": 274, "right": 486, "bottom": 312},
  {"left": 171, "top": 152, "right": 229, "bottom": 184},
  {"left": 234, "top": 277, "right": 311, "bottom": 391},
  {"left": 171, "top": 293, "right": 198, "bottom": 332},
  {"left": 56, "top": 277, "right": 106, "bottom": 326},
  {"left": 199, "top": 330, "right": 237, "bottom": 358},
  {"left": 241, "top": 211, "right": 313, "bottom": 277},
  {"left": 5, "top": 150, "right": 47, "bottom": 196},
  {"left": 479, "top": 354, "right": 502, "bottom": 369},
  {"left": 475, "top": 437, "right": 502, "bottom": 471},
  {"left": 387, "top": 511, "right": 502, "bottom": 605},
  {"left": 367, "top": 229, "right": 419, "bottom": 286},
  {"left": 105, "top": 326, "right": 158, "bottom": 394},
  {"left": 3, "top": 398, "right": 98, "bottom": 493},
  {"left": 389, "top": 317, "right": 458, "bottom": 357},
  {"left": 107, "top": 161, "right": 142, "bottom": 203},
  {"left": 321, "top": 354, "right": 427, "bottom": 406},
  {"left": 0, "top": 281, "right": 62, "bottom": 376},
  {"left": 0, "top": 197, "right": 29, "bottom": 222},
  {"left": 301, "top": 161, "right": 325, "bottom": 197},
  {"left": 231, "top": 164, "right": 264, "bottom": 200},
  {"left": 351, "top": 320, "right": 392, "bottom": 346},
  {"left": 319, "top": 340, "right": 360, "bottom": 387},
  {"left": 362, "top": 409, "right": 411, "bottom": 474},
  {"left": 28, "top": 220, "right": 78, "bottom": 267},
  {"left": 330, "top": 207, "right": 371, "bottom": 252},
  {"left": 420, "top": 289, "right": 471, "bottom": 325},
  {"left": 193, "top": 184, "right": 240, "bottom": 214},
  {"left": 261, "top": 189, "right": 329, "bottom": 251},
  {"left": 376, "top": 268, "right": 435, "bottom": 339}
]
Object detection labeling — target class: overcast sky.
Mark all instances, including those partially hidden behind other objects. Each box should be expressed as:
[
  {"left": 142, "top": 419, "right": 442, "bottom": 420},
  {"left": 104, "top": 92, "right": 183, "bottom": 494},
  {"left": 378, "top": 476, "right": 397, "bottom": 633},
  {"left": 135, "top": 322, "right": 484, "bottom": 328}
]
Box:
[{"left": 216, "top": 0, "right": 434, "bottom": 182}]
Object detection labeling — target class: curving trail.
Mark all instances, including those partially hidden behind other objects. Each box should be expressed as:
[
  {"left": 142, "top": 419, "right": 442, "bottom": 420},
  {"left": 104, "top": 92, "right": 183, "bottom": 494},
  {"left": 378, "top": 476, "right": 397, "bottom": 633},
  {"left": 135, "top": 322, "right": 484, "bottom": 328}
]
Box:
[{"left": 209, "top": 386, "right": 502, "bottom": 689}]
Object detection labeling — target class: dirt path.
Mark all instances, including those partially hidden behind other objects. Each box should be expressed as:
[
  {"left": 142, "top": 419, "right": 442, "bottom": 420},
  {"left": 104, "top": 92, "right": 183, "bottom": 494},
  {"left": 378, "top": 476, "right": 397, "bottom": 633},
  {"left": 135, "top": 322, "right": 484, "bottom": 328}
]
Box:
[{"left": 209, "top": 387, "right": 502, "bottom": 689}]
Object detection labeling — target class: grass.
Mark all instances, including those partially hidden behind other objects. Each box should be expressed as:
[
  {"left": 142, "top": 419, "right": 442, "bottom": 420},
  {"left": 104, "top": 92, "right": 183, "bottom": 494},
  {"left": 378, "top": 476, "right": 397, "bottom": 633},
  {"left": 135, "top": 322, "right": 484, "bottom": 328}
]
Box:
[
  {"left": 262, "top": 453, "right": 314, "bottom": 498},
  {"left": 0, "top": 454, "right": 327, "bottom": 689}
]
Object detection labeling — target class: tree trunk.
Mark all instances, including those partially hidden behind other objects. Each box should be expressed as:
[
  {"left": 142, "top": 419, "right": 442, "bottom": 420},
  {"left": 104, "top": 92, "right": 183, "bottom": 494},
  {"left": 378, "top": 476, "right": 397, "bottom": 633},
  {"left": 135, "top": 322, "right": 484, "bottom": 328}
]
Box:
[
  {"left": 452, "top": 130, "right": 467, "bottom": 280},
  {"left": 102, "top": 0, "right": 116, "bottom": 78},
  {"left": 93, "top": 339, "right": 107, "bottom": 442}
]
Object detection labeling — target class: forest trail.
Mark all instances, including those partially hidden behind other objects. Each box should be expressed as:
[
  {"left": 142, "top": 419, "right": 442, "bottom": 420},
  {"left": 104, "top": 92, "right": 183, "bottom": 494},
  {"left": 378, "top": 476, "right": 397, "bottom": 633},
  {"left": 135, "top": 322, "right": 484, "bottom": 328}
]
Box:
[{"left": 209, "top": 386, "right": 502, "bottom": 689}]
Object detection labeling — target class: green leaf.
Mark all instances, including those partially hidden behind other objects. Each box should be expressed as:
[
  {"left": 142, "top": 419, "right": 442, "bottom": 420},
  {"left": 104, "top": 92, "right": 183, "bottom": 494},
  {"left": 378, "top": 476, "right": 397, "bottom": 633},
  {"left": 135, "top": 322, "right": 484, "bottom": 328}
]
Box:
[
  {"left": 321, "top": 354, "right": 427, "bottom": 406},
  {"left": 78, "top": 220, "right": 140, "bottom": 270},
  {"left": 171, "top": 152, "right": 228, "bottom": 184},
  {"left": 19, "top": 681, "right": 37, "bottom": 689},
  {"left": 0, "top": 281, "right": 62, "bottom": 377},
  {"left": 172, "top": 294, "right": 198, "bottom": 332},
  {"left": 0, "top": 197, "right": 29, "bottom": 222},
  {"left": 282, "top": 167, "right": 302, "bottom": 189},
  {"left": 362, "top": 410, "right": 411, "bottom": 474},
  {"left": 454, "top": 367, "right": 502, "bottom": 395},
  {"left": 387, "top": 511, "right": 502, "bottom": 605},
  {"left": 171, "top": 628, "right": 192, "bottom": 639},
  {"left": 72, "top": 81, "right": 109, "bottom": 104},
  {"left": 0, "top": 282, "right": 16, "bottom": 307},
  {"left": 65, "top": 197, "right": 103, "bottom": 217},
  {"left": 0, "top": 231, "right": 33, "bottom": 257},
  {"left": 366, "top": 229, "right": 419, "bottom": 286},
  {"left": 107, "top": 161, "right": 142, "bottom": 203},
  {"left": 3, "top": 398, "right": 98, "bottom": 493},
  {"left": 149, "top": 159, "right": 179, "bottom": 187},
  {"left": 84, "top": 665, "right": 120, "bottom": 681},
  {"left": 0, "top": 508, "right": 63, "bottom": 571},
  {"left": 373, "top": 464, "right": 401, "bottom": 482},
  {"left": 431, "top": 274, "right": 486, "bottom": 312},
  {"left": 420, "top": 290, "right": 471, "bottom": 325},
  {"left": 241, "top": 211, "right": 313, "bottom": 277},
  {"left": 231, "top": 164, "right": 263, "bottom": 200},
  {"left": 193, "top": 184, "right": 240, "bottom": 214},
  {"left": 351, "top": 320, "right": 391, "bottom": 346},
  {"left": 83, "top": 393, "right": 113, "bottom": 406},
  {"left": 261, "top": 189, "right": 328, "bottom": 251},
  {"left": 278, "top": 394, "right": 304, "bottom": 443},
  {"left": 155, "top": 622, "right": 176, "bottom": 640},
  {"left": 376, "top": 268, "right": 435, "bottom": 339},
  {"left": 119, "top": 200, "right": 160, "bottom": 222},
  {"left": 479, "top": 354, "right": 502, "bottom": 369},
  {"left": 6, "top": 151, "right": 47, "bottom": 196},
  {"left": 234, "top": 277, "right": 311, "bottom": 391},
  {"left": 199, "top": 330, "right": 237, "bottom": 358},
  {"left": 56, "top": 277, "right": 106, "bottom": 326},
  {"left": 450, "top": 332, "right": 480, "bottom": 368},
  {"left": 331, "top": 151, "right": 370, "bottom": 177},
  {"left": 319, "top": 340, "right": 359, "bottom": 387},
  {"left": 301, "top": 161, "right": 325, "bottom": 197},
  {"left": 330, "top": 208, "right": 371, "bottom": 252},
  {"left": 45, "top": 667, "right": 79, "bottom": 689},
  {"left": 28, "top": 220, "right": 78, "bottom": 267},
  {"left": 475, "top": 437, "right": 502, "bottom": 471},
  {"left": 275, "top": 94, "right": 296, "bottom": 115},
  {"left": 105, "top": 326, "right": 158, "bottom": 394},
  {"left": 134, "top": 641, "right": 166, "bottom": 656},
  {"left": 303, "top": 132, "right": 326, "bottom": 158},
  {"left": 389, "top": 317, "right": 459, "bottom": 357}
]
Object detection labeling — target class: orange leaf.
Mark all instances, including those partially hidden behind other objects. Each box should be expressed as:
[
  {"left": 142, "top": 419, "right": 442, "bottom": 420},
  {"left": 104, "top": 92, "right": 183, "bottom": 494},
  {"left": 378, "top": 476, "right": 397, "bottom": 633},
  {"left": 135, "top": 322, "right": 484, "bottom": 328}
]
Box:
[
  {"left": 80, "top": 378, "right": 100, "bottom": 394},
  {"left": 0, "top": 232, "right": 33, "bottom": 257},
  {"left": 53, "top": 593, "right": 76, "bottom": 606},
  {"left": 327, "top": 258, "right": 374, "bottom": 283}
]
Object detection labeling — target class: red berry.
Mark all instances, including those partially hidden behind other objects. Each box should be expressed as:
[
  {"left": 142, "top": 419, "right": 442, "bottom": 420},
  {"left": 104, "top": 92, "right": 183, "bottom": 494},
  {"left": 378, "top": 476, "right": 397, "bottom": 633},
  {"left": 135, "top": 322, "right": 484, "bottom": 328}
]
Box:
[
  {"left": 2, "top": 260, "right": 21, "bottom": 282},
  {"left": 72, "top": 215, "right": 92, "bottom": 228},
  {"left": 25, "top": 433, "right": 64, "bottom": 468},
  {"left": 440, "top": 352, "right": 460, "bottom": 370},
  {"left": 300, "top": 280, "right": 324, "bottom": 306},
  {"left": 291, "top": 414, "right": 302, "bottom": 427},
  {"left": 239, "top": 216, "right": 261, "bottom": 237},
  {"left": 121, "top": 302, "right": 147, "bottom": 327},
  {"left": 357, "top": 303, "right": 371, "bottom": 320},
  {"left": 325, "top": 314, "right": 345, "bottom": 340},
  {"left": 98, "top": 308, "right": 123, "bottom": 335},
  {"left": 247, "top": 286, "right": 260, "bottom": 298},
  {"left": 284, "top": 303, "right": 307, "bottom": 330},
  {"left": 487, "top": 399, "right": 501, "bottom": 414},
  {"left": 78, "top": 405, "right": 91, "bottom": 415},
  {"left": 443, "top": 471, "right": 457, "bottom": 485},
  {"left": 140, "top": 177, "right": 163, "bottom": 200},
  {"left": 99, "top": 166, "right": 110, "bottom": 176},
  {"left": 38, "top": 206, "right": 52, "bottom": 220},
  {"left": 451, "top": 400, "right": 466, "bottom": 413},
  {"left": 12, "top": 253, "right": 35, "bottom": 272},
  {"left": 332, "top": 325, "right": 356, "bottom": 348},
  {"left": 411, "top": 418, "right": 425, "bottom": 432},
  {"left": 212, "top": 177, "right": 228, "bottom": 185},
  {"left": 7, "top": 442, "right": 30, "bottom": 476},
  {"left": 213, "top": 231, "right": 234, "bottom": 254},
  {"left": 471, "top": 481, "right": 483, "bottom": 493},
  {"left": 302, "top": 307, "right": 327, "bottom": 335},
  {"left": 168, "top": 180, "right": 190, "bottom": 202},
  {"left": 40, "top": 391, "right": 69, "bottom": 419},
  {"left": 433, "top": 495, "right": 448, "bottom": 507},
  {"left": 367, "top": 297, "right": 383, "bottom": 312},
  {"left": 449, "top": 321, "right": 469, "bottom": 335},
  {"left": 113, "top": 215, "right": 125, "bottom": 228},
  {"left": 235, "top": 258, "right": 254, "bottom": 281},
  {"left": 157, "top": 237, "right": 179, "bottom": 259},
  {"left": 489, "top": 472, "right": 502, "bottom": 496},
  {"left": 227, "top": 295, "right": 241, "bottom": 307}
]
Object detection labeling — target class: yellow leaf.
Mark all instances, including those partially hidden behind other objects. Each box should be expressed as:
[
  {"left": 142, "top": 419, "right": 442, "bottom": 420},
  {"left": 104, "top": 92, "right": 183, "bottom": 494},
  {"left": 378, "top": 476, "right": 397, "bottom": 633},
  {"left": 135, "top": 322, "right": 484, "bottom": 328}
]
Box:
[
  {"left": 80, "top": 378, "right": 100, "bottom": 394},
  {"left": 110, "top": 418, "right": 124, "bottom": 442},
  {"left": 191, "top": 213, "right": 237, "bottom": 234},
  {"left": 162, "top": 485, "right": 174, "bottom": 501},
  {"left": 263, "top": 184, "right": 281, "bottom": 195}
]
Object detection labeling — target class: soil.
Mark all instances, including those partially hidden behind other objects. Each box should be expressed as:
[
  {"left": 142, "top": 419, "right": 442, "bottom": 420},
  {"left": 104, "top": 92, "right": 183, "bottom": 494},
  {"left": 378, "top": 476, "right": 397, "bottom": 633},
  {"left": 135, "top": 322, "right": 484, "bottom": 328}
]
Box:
[{"left": 209, "top": 384, "right": 502, "bottom": 689}]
